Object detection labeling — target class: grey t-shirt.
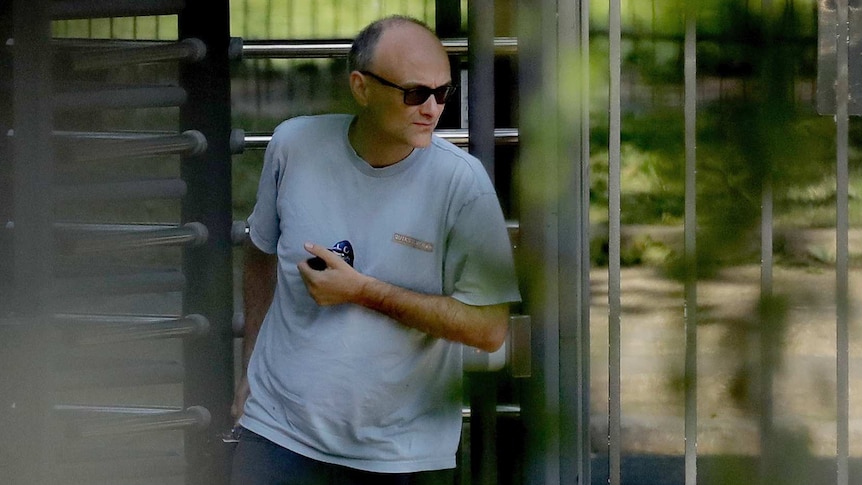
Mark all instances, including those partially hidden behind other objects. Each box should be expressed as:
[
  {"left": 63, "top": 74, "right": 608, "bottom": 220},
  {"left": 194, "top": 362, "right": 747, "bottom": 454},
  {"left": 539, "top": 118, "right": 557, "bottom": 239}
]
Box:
[{"left": 240, "top": 114, "right": 520, "bottom": 473}]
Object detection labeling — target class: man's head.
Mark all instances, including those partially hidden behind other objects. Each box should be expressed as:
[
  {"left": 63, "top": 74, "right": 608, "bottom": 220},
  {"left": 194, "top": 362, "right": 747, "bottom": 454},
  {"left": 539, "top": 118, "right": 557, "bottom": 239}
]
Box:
[{"left": 348, "top": 16, "right": 453, "bottom": 161}]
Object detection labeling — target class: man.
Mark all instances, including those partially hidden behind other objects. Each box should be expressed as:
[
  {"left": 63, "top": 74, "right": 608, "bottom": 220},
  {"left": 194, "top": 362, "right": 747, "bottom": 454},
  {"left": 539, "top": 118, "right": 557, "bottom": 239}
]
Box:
[{"left": 231, "top": 15, "right": 520, "bottom": 484}]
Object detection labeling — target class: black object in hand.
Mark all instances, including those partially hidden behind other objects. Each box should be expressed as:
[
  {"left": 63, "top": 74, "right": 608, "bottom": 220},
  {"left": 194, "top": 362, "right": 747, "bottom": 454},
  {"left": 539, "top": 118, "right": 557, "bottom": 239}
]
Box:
[{"left": 307, "top": 240, "right": 354, "bottom": 271}]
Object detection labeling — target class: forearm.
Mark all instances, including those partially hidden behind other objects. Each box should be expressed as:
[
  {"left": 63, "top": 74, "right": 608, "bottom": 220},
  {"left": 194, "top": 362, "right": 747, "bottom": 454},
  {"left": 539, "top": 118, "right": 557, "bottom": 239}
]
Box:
[
  {"left": 241, "top": 242, "right": 277, "bottom": 375},
  {"left": 355, "top": 276, "right": 509, "bottom": 353}
]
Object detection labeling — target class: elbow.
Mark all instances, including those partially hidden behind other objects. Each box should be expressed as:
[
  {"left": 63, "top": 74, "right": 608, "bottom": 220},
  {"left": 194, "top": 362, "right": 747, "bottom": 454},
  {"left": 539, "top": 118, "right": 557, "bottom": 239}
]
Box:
[{"left": 477, "top": 319, "right": 509, "bottom": 353}]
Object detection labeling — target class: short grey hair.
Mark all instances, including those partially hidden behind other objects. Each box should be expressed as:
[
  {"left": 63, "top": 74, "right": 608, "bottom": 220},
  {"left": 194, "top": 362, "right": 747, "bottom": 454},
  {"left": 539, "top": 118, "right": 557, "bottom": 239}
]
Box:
[{"left": 347, "top": 15, "right": 438, "bottom": 73}]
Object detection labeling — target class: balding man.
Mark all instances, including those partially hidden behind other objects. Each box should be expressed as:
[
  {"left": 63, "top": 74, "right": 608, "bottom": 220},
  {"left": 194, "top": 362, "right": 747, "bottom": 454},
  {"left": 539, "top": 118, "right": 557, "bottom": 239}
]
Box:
[{"left": 230, "top": 15, "right": 520, "bottom": 485}]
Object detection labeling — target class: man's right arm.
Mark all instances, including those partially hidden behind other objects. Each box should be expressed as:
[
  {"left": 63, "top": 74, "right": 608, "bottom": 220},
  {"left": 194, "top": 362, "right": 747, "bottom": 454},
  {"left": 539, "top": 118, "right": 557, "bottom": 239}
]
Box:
[{"left": 231, "top": 240, "right": 278, "bottom": 422}]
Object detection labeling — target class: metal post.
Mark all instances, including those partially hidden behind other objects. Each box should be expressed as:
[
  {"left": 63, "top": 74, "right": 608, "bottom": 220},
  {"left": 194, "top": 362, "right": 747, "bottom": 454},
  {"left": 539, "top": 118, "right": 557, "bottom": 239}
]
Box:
[
  {"left": 466, "top": 2, "right": 498, "bottom": 484},
  {"left": 557, "top": 0, "right": 591, "bottom": 482},
  {"left": 518, "top": 1, "right": 590, "bottom": 484},
  {"left": 608, "top": 0, "right": 623, "bottom": 483},
  {"left": 6, "top": 1, "right": 55, "bottom": 482},
  {"left": 834, "top": 1, "right": 851, "bottom": 484},
  {"left": 178, "top": 1, "right": 234, "bottom": 483},
  {"left": 683, "top": 5, "right": 698, "bottom": 485}
]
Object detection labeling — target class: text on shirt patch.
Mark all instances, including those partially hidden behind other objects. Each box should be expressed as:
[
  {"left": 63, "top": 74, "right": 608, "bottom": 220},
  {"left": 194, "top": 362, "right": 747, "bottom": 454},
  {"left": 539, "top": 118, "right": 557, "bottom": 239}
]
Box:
[{"left": 393, "top": 233, "right": 434, "bottom": 252}]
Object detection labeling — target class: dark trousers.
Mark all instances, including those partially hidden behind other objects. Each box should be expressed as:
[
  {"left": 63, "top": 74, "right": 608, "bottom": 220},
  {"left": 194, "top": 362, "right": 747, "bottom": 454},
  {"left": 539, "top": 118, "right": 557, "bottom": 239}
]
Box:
[{"left": 230, "top": 427, "right": 455, "bottom": 485}]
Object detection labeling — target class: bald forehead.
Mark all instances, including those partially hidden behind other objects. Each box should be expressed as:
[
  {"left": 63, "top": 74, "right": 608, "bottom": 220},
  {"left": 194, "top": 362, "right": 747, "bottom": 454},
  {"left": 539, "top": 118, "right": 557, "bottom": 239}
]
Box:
[{"left": 371, "top": 22, "right": 448, "bottom": 72}]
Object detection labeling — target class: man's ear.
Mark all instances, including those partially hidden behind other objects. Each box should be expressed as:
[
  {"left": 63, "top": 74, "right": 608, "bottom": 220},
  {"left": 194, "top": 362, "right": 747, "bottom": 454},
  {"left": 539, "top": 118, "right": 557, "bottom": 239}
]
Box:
[{"left": 349, "top": 71, "right": 369, "bottom": 107}]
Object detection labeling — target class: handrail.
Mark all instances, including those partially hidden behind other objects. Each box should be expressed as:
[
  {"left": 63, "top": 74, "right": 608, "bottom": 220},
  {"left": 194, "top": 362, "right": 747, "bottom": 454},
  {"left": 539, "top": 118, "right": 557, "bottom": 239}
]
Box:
[
  {"left": 236, "top": 128, "right": 518, "bottom": 152},
  {"left": 66, "top": 406, "right": 211, "bottom": 438},
  {"left": 71, "top": 38, "right": 206, "bottom": 70},
  {"left": 54, "top": 86, "right": 187, "bottom": 111},
  {"left": 55, "top": 313, "right": 210, "bottom": 345},
  {"left": 235, "top": 37, "right": 518, "bottom": 60},
  {"left": 55, "top": 222, "right": 208, "bottom": 253},
  {"left": 55, "top": 130, "right": 207, "bottom": 161}
]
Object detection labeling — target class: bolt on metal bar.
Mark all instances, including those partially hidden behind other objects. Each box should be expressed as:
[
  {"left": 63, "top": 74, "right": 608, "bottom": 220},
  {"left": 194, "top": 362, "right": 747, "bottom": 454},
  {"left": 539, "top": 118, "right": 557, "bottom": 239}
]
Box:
[
  {"left": 55, "top": 130, "right": 207, "bottom": 162},
  {"left": 53, "top": 86, "right": 187, "bottom": 111},
  {"left": 56, "top": 222, "right": 208, "bottom": 253},
  {"left": 68, "top": 406, "right": 210, "bottom": 439},
  {"left": 55, "top": 313, "right": 209, "bottom": 345},
  {"left": 71, "top": 38, "right": 206, "bottom": 70},
  {"left": 236, "top": 37, "right": 518, "bottom": 60}
]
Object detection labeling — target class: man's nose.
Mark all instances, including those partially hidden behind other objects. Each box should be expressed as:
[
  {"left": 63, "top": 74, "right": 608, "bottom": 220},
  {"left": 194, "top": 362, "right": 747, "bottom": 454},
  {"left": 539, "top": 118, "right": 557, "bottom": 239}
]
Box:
[{"left": 418, "top": 95, "right": 444, "bottom": 116}]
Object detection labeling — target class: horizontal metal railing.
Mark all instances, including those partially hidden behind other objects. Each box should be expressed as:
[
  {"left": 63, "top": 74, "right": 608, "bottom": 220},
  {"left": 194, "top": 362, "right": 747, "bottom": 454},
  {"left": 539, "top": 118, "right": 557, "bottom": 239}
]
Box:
[
  {"left": 52, "top": 358, "right": 185, "bottom": 389},
  {"left": 51, "top": 270, "right": 186, "bottom": 297},
  {"left": 234, "top": 128, "right": 519, "bottom": 153},
  {"left": 56, "top": 313, "right": 209, "bottom": 345},
  {"left": 70, "top": 38, "right": 206, "bottom": 70},
  {"left": 55, "top": 222, "right": 208, "bottom": 253},
  {"left": 55, "top": 178, "right": 187, "bottom": 201},
  {"left": 61, "top": 405, "right": 210, "bottom": 438},
  {"left": 234, "top": 37, "right": 518, "bottom": 60},
  {"left": 55, "top": 130, "right": 207, "bottom": 161},
  {"left": 53, "top": 86, "right": 187, "bottom": 110}
]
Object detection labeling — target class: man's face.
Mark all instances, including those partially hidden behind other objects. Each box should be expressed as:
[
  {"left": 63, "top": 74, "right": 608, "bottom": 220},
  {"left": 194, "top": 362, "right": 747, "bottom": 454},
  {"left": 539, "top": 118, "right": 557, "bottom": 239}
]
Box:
[{"left": 362, "top": 25, "right": 452, "bottom": 150}]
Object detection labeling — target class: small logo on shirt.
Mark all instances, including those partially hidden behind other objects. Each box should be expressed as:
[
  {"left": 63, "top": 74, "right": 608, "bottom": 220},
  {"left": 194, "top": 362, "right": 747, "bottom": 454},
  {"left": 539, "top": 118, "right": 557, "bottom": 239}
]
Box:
[{"left": 393, "top": 233, "right": 434, "bottom": 252}]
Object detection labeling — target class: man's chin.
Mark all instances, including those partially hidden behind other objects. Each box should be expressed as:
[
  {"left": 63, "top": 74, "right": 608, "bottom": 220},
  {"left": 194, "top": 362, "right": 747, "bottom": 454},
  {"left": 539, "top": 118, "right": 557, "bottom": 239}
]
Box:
[{"left": 411, "top": 134, "right": 433, "bottom": 148}]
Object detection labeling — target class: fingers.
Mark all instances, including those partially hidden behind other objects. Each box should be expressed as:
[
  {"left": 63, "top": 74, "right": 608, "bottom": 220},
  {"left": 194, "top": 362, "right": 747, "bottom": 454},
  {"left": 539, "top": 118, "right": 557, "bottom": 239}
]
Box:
[{"left": 300, "top": 242, "right": 345, "bottom": 272}]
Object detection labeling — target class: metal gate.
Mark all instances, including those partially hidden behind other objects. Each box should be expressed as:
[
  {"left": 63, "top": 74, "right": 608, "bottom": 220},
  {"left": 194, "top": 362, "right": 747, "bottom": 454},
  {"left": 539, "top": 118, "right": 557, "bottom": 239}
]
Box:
[{"left": 2, "top": 1, "right": 233, "bottom": 483}]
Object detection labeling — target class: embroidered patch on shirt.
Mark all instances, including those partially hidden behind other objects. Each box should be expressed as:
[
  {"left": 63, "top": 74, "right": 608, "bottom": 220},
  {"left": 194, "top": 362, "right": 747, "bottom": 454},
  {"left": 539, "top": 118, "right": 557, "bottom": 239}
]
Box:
[{"left": 393, "top": 233, "right": 434, "bottom": 252}]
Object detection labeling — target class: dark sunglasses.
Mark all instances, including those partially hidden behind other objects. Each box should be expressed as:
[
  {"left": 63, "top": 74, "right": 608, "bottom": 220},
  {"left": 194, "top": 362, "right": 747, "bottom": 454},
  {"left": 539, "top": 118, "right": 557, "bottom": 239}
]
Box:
[{"left": 360, "top": 70, "right": 457, "bottom": 106}]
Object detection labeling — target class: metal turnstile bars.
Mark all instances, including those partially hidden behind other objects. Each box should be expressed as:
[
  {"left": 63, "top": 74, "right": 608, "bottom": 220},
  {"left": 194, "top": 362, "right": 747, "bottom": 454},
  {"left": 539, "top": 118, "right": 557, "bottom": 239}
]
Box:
[
  {"left": 51, "top": 270, "right": 185, "bottom": 297},
  {"left": 55, "top": 222, "right": 207, "bottom": 253},
  {"left": 54, "top": 130, "right": 207, "bottom": 162},
  {"left": 52, "top": 358, "right": 184, "bottom": 389},
  {"left": 49, "top": 0, "right": 185, "bottom": 20},
  {"left": 53, "top": 86, "right": 187, "bottom": 111},
  {"left": 55, "top": 313, "right": 209, "bottom": 345},
  {"left": 64, "top": 405, "right": 210, "bottom": 438},
  {"left": 55, "top": 178, "right": 187, "bottom": 201},
  {"left": 70, "top": 38, "right": 206, "bottom": 70},
  {"left": 236, "top": 37, "right": 518, "bottom": 60}
]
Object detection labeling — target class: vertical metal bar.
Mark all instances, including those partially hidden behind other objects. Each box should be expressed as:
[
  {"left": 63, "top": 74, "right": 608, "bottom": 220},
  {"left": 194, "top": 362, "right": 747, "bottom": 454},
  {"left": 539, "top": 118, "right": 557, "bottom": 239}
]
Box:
[
  {"left": 608, "top": 0, "right": 623, "bottom": 482},
  {"left": 557, "top": 1, "right": 590, "bottom": 484},
  {"left": 578, "top": 2, "right": 592, "bottom": 483},
  {"left": 467, "top": 2, "right": 497, "bottom": 484},
  {"left": 683, "top": 4, "right": 698, "bottom": 485},
  {"left": 468, "top": 0, "right": 495, "bottom": 179},
  {"left": 178, "top": 2, "right": 235, "bottom": 484},
  {"left": 834, "top": 0, "right": 850, "bottom": 484},
  {"left": 759, "top": 2, "right": 775, "bottom": 482},
  {"left": 435, "top": 0, "right": 462, "bottom": 131},
  {"left": 517, "top": 0, "right": 561, "bottom": 482},
  {"left": 9, "top": 1, "right": 54, "bottom": 483}
]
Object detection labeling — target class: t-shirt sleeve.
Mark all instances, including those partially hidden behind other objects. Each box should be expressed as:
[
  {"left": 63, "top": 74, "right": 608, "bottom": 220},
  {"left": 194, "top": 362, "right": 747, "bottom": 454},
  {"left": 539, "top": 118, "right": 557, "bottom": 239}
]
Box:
[
  {"left": 246, "top": 135, "right": 284, "bottom": 255},
  {"left": 444, "top": 192, "right": 521, "bottom": 306}
]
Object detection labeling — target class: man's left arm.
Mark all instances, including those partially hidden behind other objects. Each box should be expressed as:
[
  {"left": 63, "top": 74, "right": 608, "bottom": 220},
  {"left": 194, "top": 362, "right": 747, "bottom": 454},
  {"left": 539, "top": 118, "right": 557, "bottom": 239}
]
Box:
[{"left": 297, "top": 242, "right": 509, "bottom": 352}]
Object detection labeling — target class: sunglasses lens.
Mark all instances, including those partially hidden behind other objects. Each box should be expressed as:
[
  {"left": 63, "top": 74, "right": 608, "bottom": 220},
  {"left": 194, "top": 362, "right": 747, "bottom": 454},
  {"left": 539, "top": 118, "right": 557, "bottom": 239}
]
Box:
[
  {"left": 404, "top": 86, "right": 455, "bottom": 106},
  {"left": 404, "top": 88, "right": 431, "bottom": 106}
]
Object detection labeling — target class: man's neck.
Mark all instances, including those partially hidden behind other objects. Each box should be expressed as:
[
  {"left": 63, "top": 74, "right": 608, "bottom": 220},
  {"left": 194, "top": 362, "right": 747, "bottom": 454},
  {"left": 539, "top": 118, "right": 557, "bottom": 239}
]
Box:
[{"left": 348, "top": 117, "right": 413, "bottom": 168}]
